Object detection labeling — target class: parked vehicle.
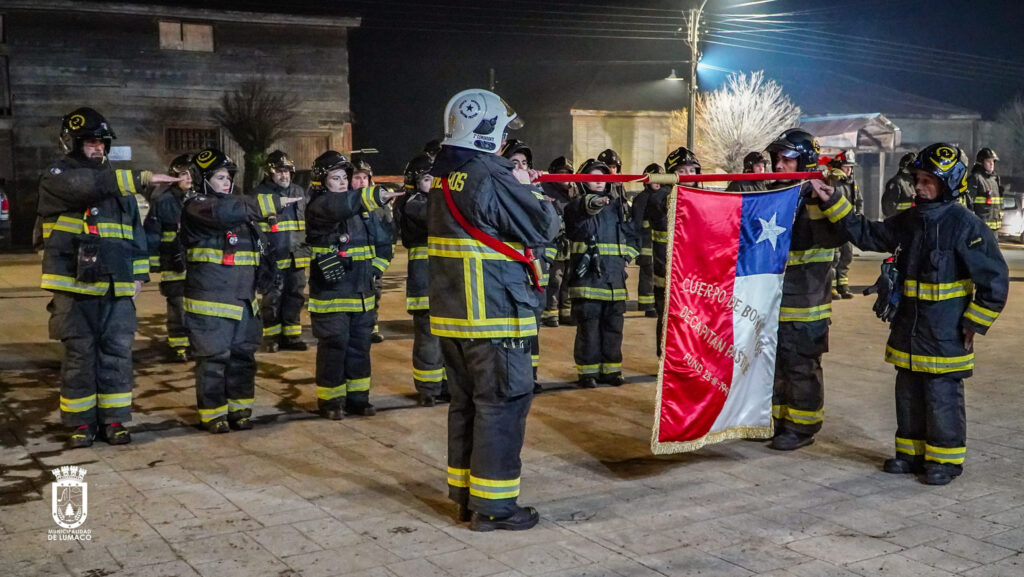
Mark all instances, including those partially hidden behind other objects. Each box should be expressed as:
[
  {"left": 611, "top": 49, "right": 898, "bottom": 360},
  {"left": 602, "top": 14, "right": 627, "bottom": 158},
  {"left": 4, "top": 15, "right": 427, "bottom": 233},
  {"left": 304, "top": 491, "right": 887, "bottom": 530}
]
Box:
[
  {"left": 0, "top": 183, "right": 10, "bottom": 250},
  {"left": 999, "top": 191, "right": 1024, "bottom": 244}
]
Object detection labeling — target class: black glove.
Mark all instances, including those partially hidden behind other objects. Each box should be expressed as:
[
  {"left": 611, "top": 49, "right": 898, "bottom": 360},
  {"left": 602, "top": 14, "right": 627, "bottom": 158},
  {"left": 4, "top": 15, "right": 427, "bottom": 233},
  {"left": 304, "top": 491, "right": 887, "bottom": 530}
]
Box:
[{"left": 865, "top": 252, "right": 901, "bottom": 323}]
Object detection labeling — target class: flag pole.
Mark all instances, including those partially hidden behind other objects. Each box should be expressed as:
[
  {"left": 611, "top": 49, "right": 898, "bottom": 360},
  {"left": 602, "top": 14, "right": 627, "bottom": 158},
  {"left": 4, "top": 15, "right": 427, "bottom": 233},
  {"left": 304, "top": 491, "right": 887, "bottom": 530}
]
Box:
[{"left": 535, "top": 171, "right": 826, "bottom": 185}]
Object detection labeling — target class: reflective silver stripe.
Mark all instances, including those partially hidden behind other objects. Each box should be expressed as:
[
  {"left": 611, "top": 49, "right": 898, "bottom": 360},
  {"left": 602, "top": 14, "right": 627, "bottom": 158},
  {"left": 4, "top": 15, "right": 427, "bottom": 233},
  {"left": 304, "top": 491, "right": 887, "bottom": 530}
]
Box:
[
  {"left": 925, "top": 444, "right": 966, "bottom": 464},
  {"left": 468, "top": 475, "right": 520, "bottom": 500}
]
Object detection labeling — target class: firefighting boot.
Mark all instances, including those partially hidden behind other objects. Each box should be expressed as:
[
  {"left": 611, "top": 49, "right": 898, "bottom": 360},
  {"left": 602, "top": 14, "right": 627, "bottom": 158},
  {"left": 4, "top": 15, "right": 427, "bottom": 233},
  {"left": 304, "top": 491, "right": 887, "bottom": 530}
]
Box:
[
  {"left": 66, "top": 424, "right": 97, "bottom": 449},
  {"left": 923, "top": 464, "right": 962, "bottom": 486},
  {"left": 598, "top": 373, "right": 625, "bottom": 387},
  {"left": 370, "top": 324, "right": 385, "bottom": 344},
  {"left": 419, "top": 393, "right": 436, "bottom": 407},
  {"left": 831, "top": 287, "right": 842, "bottom": 300},
  {"left": 101, "top": 423, "right": 132, "bottom": 445},
  {"left": 228, "top": 416, "right": 253, "bottom": 431},
  {"left": 470, "top": 506, "right": 540, "bottom": 532},
  {"left": 578, "top": 376, "right": 597, "bottom": 389},
  {"left": 280, "top": 337, "right": 308, "bottom": 351},
  {"left": 542, "top": 316, "right": 559, "bottom": 328},
  {"left": 534, "top": 382, "right": 543, "bottom": 394},
  {"left": 172, "top": 348, "right": 190, "bottom": 363},
  {"left": 645, "top": 308, "right": 659, "bottom": 318},
  {"left": 457, "top": 504, "right": 472, "bottom": 523},
  {"left": 264, "top": 340, "right": 280, "bottom": 353},
  {"left": 205, "top": 417, "right": 230, "bottom": 434},
  {"left": 838, "top": 285, "right": 854, "bottom": 300},
  {"left": 769, "top": 430, "right": 815, "bottom": 451},
  {"left": 883, "top": 457, "right": 922, "bottom": 474},
  {"left": 345, "top": 402, "right": 377, "bottom": 417},
  {"left": 320, "top": 407, "right": 344, "bottom": 421}
]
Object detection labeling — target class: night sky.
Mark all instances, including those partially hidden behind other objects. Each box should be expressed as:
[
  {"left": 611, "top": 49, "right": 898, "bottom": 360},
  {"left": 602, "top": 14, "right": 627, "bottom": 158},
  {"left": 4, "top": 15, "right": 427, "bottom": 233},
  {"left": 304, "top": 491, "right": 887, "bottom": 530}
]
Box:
[{"left": 123, "top": 0, "right": 1024, "bottom": 172}]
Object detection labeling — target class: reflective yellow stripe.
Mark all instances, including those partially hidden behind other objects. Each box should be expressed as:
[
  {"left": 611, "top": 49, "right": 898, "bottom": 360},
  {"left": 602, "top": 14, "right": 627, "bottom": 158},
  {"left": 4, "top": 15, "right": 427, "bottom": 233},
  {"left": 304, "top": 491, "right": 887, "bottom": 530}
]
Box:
[
  {"left": 895, "top": 437, "right": 925, "bottom": 456},
  {"left": 654, "top": 274, "right": 666, "bottom": 287},
  {"left": 570, "top": 242, "right": 639, "bottom": 259},
  {"left": 601, "top": 362, "right": 622, "bottom": 373},
  {"left": 640, "top": 247, "right": 653, "bottom": 257},
  {"left": 41, "top": 274, "right": 111, "bottom": 296},
  {"left": 187, "top": 248, "right": 260, "bottom": 266},
  {"left": 531, "top": 354, "right": 540, "bottom": 368},
  {"left": 317, "top": 385, "right": 346, "bottom": 401},
  {"left": 896, "top": 202, "right": 913, "bottom": 211},
  {"left": 348, "top": 377, "right": 371, "bottom": 392},
  {"left": 925, "top": 444, "right": 966, "bottom": 465},
  {"left": 150, "top": 256, "right": 161, "bottom": 267},
  {"left": 115, "top": 170, "right": 136, "bottom": 195},
  {"left": 428, "top": 236, "right": 525, "bottom": 260},
  {"left": 97, "top": 392, "right": 132, "bottom": 409},
  {"left": 787, "top": 248, "right": 835, "bottom": 266},
  {"left": 183, "top": 298, "right": 244, "bottom": 320},
  {"left": 168, "top": 336, "right": 190, "bottom": 348},
  {"left": 198, "top": 405, "right": 228, "bottom": 423},
  {"left": 276, "top": 258, "right": 293, "bottom": 269},
  {"left": 133, "top": 259, "right": 149, "bottom": 275},
  {"left": 429, "top": 315, "right": 537, "bottom": 338},
  {"left": 258, "top": 220, "right": 305, "bottom": 232},
  {"left": 885, "top": 345, "right": 974, "bottom": 374},
  {"left": 822, "top": 195, "right": 852, "bottom": 222},
  {"left": 576, "top": 363, "right": 600, "bottom": 375},
  {"left": 779, "top": 303, "right": 832, "bottom": 322},
  {"left": 373, "top": 257, "right": 390, "bottom": 272},
  {"left": 569, "top": 286, "right": 629, "bottom": 301},
  {"left": 161, "top": 231, "right": 178, "bottom": 241},
  {"left": 408, "top": 246, "right": 428, "bottom": 260},
  {"left": 806, "top": 205, "right": 825, "bottom": 220},
  {"left": 651, "top": 230, "right": 669, "bottom": 243},
  {"left": 413, "top": 367, "right": 446, "bottom": 382},
  {"left": 256, "top": 194, "right": 276, "bottom": 218},
  {"left": 228, "top": 398, "right": 254, "bottom": 411},
  {"left": 903, "top": 279, "right": 972, "bottom": 301},
  {"left": 543, "top": 246, "right": 558, "bottom": 260},
  {"left": 447, "top": 467, "right": 470, "bottom": 488},
  {"left": 469, "top": 475, "right": 520, "bottom": 500},
  {"left": 60, "top": 394, "right": 97, "bottom": 413},
  {"left": 161, "top": 271, "right": 187, "bottom": 282},
  {"left": 95, "top": 222, "right": 133, "bottom": 240},
  {"left": 308, "top": 295, "right": 375, "bottom": 314},
  {"left": 964, "top": 301, "right": 999, "bottom": 327},
  {"left": 407, "top": 296, "right": 430, "bottom": 310},
  {"left": 773, "top": 404, "right": 824, "bottom": 425},
  {"left": 262, "top": 324, "right": 282, "bottom": 337},
  {"left": 283, "top": 325, "right": 302, "bottom": 336},
  {"left": 637, "top": 295, "right": 655, "bottom": 305},
  {"left": 309, "top": 245, "right": 375, "bottom": 260},
  {"left": 361, "top": 186, "right": 380, "bottom": 211}
]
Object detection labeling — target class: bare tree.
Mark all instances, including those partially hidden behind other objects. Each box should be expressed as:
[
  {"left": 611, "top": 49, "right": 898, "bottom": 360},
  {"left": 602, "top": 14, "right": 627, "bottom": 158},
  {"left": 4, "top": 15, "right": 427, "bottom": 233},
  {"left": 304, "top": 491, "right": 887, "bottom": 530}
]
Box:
[
  {"left": 689, "top": 71, "right": 801, "bottom": 173},
  {"left": 998, "top": 95, "right": 1024, "bottom": 170},
  {"left": 212, "top": 79, "right": 299, "bottom": 191}
]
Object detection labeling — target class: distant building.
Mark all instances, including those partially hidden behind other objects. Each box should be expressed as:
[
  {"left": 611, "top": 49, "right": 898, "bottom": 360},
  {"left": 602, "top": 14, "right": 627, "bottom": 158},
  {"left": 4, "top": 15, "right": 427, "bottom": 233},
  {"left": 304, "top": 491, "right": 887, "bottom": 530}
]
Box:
[{"left": 0, "top": 1, "right": 359, "bottom": 246}]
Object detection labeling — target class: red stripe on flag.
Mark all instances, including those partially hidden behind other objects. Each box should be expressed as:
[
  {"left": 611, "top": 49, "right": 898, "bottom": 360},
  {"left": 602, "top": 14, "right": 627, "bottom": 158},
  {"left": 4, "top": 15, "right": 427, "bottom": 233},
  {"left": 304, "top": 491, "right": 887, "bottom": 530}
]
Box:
[{"left": 658, "top": 186, "right": 740, "bottom": 443}]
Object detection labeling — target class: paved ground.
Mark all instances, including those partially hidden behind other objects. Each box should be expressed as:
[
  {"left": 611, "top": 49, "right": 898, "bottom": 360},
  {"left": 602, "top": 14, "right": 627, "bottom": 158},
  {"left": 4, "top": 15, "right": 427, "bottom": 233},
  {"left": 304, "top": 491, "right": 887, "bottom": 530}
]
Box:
[{"left": 2, "top": 245, "right": 1024, "bottom": 577}]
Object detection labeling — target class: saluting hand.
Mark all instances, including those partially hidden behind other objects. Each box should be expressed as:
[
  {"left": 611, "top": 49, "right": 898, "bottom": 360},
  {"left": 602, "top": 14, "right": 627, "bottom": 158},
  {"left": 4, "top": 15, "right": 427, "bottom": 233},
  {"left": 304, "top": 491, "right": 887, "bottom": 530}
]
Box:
[
  {"left": 149, "top": 174, "right": 182, "bottom": 185},
  {"left": 378, "top": 187, "right": 405, "bottom": 204},
  {"left": 810, "top": 179, "right": 835, "bottom": 202},
  {"left": 280, "top": 196, "right": 303, "bottom": 207}
]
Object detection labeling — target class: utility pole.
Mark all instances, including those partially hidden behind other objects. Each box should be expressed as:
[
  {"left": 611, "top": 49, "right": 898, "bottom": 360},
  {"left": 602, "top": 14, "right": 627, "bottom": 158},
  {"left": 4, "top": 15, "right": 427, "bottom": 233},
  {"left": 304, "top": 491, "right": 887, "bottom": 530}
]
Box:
[{"left": 685, "top": 1, "right": 707, "bottom": 151}]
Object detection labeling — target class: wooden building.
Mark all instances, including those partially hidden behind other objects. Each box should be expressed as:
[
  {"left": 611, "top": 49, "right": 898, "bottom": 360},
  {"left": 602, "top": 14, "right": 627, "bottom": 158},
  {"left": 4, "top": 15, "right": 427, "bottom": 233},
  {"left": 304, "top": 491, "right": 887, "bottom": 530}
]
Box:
[{"left": 0, "top": 1, "right": 359, "bottom": 246}]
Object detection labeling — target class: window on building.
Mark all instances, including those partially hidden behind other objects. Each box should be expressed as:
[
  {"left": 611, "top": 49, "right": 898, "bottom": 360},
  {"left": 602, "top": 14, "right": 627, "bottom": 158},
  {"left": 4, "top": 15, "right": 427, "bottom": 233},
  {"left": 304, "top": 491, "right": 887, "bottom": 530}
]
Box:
[
  {"left": 159, "top": 21, "right": 214, "bottom": 52},
  {"left": 0, "top": 56, "right": 10, "bottom": 117},
  {"left": 165, "top": 127, "right": 220, "bottom": 154}
]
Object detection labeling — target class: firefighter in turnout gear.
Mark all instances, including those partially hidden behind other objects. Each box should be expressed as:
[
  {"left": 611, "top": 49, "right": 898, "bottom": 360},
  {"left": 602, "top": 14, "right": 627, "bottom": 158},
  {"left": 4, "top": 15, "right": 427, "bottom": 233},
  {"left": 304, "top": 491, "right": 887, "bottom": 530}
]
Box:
[
  {"left": 882, "top": 153, "right": 917, "bottom": 218},
  {"left": 766, "top": 128, "right": 845, "bottom": 451},
  {"left": 40, "top": 107, "right": 173, "bottom": 449},
  {"left": 826, "top": 151, "right": 859, "bottom": 300},
  {"left": 565, "top": 158, "right": 640, "bottom": 387},
  {"left": 429, "top": 89, "right": 558, "bottom": 531},
  {"left": 540, "top": 156, "right": 575, "bottom": 327},
  {"left": 351, "top": 154, "right": 394, "bottom": 344},
  {"left": 144, "top": 154, "right": 194, "bottom": 362},
  {"left": 396, "top": 154, "right": 449, "bottom": 406},
  {"left": 502, "top": 139, "right": 554, "bottom": 392},
  {"left": 631, "top": 163, "right": 663, "bottom": 317},
  {"left": 181, "top": 149, "right": 296, "bottom": 433},
  {"left": 813, "top": 143, "right": 1009, "bottom": 485},
  {"left": 251, "top": 150, "right": 310, "bottom": 352},
  {"left": 726, "top": 151, "right": 768, "bottom": 192},
  {"left": 968, "top": 148, "right": 1002, "bottom": 230},
  {"left": 647, "top": 147, "right": 702, "bottom": 356},
  {"left": 306, "top": 151, "right": 399, "bottom": 420}
]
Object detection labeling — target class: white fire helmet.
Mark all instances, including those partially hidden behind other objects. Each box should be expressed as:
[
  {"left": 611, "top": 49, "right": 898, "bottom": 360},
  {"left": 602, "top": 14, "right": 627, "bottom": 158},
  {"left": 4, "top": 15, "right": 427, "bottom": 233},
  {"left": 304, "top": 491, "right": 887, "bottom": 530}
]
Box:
[{"left": 442, "top": 89, "right": 524, "bottom": 153}]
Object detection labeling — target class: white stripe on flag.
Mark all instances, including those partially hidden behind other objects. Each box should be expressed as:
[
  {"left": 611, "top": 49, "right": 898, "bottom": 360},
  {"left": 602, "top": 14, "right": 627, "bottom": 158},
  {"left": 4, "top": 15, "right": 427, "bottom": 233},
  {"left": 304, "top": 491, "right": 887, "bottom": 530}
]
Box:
[{"left": 708, "top": 273, "right": 782, "bottom": 434}]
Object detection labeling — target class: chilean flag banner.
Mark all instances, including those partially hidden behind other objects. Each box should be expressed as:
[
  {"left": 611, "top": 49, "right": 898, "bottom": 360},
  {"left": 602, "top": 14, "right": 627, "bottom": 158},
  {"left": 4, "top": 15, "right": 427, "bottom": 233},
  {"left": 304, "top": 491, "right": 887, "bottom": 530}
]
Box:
[{"left": 652, "top": 184, "right": 803, "bottom": 454}]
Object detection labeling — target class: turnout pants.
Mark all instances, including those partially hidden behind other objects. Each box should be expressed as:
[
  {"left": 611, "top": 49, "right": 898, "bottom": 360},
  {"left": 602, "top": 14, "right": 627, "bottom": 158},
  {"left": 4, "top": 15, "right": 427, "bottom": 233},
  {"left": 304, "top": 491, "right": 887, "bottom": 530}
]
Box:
[
  {"left": 48, "top": 291, "right": 137, "bottom": 427},
  {"left": 530, "top": 285, "right": 547, "bottom": 381},
  {"left": 773, "top": 319, "right": 829, "bottom": 435},
  {"left": 638, "top": 240, "right": 655, "bottom": 310},
  {"left": 160, "top": 280, "right": 189, "bottom": 350},
  {"left": 654, "top": 287, "right": 666, "bottom": 357},
  {"left": 831, "top": 243, "right": 853, "bottom": 289},
  {"left": 543, "top": 259, "right": 571, "bottom": 322},
  {"left": 260, "top": 266, "right": 307, "bottom": 341},
  {"left": 311, "top": 309, "right": 375, "bottom": 410},
  {"left": 187, "top": 303, "right": 261, "bottom": 425},
  {"left": 891, "top": 369, "right": 966, "bottom": 474},
  {"left": 573, "top": 298, "right": 625, "bottom": 378},
  {"left": 442, "top": 337, "right": 533, "bottom": 517},
  {"left": 412, "top": 310, "right": 446, "bottom": 397}
]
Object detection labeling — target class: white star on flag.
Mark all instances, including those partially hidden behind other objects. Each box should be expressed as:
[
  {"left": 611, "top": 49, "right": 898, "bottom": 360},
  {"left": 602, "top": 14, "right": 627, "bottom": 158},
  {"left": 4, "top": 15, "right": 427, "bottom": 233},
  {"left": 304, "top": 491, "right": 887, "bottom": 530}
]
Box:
[{"left": 756, "top": 213, "right": 786, "bottom": 250}]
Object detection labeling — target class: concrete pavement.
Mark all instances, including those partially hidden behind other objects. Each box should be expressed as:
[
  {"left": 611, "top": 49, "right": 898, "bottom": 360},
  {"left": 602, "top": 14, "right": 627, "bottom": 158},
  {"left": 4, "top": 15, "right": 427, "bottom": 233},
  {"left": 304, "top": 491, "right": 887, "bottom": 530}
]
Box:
[{"left": 2, "top": 246, "right": 1024, "bottom": 577}]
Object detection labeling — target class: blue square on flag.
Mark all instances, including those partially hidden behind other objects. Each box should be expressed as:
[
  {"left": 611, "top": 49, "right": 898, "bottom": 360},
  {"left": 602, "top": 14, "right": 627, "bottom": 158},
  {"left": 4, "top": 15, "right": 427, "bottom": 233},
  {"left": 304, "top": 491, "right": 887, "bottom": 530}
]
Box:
[{"left": 736, "top": 186, "right": 801, "bottom": 277}]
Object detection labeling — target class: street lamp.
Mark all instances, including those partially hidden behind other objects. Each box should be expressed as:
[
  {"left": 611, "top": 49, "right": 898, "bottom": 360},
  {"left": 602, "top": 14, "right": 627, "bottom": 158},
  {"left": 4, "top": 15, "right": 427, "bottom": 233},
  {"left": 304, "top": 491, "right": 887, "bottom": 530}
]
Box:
[{"left": 685, "top": 0, "right": 708, "bottom": 151}]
